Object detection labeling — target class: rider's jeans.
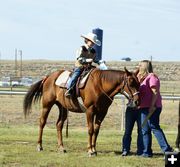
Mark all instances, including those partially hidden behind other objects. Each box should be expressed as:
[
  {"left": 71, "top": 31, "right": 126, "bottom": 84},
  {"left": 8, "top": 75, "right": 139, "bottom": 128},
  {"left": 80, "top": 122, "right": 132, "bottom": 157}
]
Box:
[{"left": 67, "top": 67, "right": 82, "bottom": 89}]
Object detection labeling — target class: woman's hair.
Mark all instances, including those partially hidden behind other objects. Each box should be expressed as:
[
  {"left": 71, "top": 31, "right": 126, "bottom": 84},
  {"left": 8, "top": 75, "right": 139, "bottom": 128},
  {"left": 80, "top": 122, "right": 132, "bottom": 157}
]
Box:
[
  {"left": 141, "top": 60, "right": 153, "bottom": 73},
  {"left": 138, "top": 60, "right": 153, "bottom": 77}
]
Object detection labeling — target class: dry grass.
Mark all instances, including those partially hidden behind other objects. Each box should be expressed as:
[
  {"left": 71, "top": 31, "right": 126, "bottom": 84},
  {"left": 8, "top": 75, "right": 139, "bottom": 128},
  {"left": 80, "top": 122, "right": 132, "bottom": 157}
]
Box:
[
  {"left": 0, "top": 95, "right": 179, "bottom": 131},
  {"left": 1, "top": 60, "right": 180, "bottom": 95},
  {"left": 0, "top": 60, "right": 180, "bottom": 80}
]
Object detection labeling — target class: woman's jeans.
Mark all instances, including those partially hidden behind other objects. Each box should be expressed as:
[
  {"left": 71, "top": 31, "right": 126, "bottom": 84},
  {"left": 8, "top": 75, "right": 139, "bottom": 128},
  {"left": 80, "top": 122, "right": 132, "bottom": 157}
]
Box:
[
  {"left": 122, "top": 107, "right": 143, "bottom": 155},
  {"left": 140, "top": 107, "right": 172, "bottom": 156}
]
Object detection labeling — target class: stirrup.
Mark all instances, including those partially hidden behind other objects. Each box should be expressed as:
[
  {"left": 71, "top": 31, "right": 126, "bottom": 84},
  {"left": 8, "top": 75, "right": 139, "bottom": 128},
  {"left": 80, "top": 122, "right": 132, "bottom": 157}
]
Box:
[{"left": 65, "top": 89, "right": 71, "bottom": 97}]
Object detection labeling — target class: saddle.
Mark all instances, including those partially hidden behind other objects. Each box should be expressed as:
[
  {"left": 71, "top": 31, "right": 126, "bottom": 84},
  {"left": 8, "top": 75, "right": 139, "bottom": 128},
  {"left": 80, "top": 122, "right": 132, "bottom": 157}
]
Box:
[{"left": 55, "top": 68, "right": 95, "bottom": 93}]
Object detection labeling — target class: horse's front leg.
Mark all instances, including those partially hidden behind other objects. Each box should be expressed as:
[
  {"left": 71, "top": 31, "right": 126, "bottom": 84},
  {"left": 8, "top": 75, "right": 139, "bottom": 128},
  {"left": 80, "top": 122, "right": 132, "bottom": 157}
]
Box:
[
  {"left": 86, "top": 108, "right": 95, "bottom": 156},
  {"left": 91, "top": 124, "right": 100, "bottom": 155},
  {"left": 92, "top": 111, "right": 107, "bottom": 155},
  {"left": 56, "top": 107, "right": 67, "bottom": 153},
  {"left": 92, "top": 110, "right": 107, "bottom": 154}
]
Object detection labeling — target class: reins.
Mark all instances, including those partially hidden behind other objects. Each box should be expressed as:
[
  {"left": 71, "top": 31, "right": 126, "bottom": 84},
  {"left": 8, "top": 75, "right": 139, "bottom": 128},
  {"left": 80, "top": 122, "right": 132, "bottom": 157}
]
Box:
[
  {"left": 89, "top": 71, "right": 122, "bottom": 103},
  {"left": 89, "top": 71, "right": 139, "bottom": 103}
]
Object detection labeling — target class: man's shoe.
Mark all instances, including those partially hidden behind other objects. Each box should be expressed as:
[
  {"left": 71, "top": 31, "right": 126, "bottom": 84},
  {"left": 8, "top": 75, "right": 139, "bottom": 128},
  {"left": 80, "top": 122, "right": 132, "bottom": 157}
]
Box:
[{"left": 122, "top": 151, "right": 129, "bottom": 156}]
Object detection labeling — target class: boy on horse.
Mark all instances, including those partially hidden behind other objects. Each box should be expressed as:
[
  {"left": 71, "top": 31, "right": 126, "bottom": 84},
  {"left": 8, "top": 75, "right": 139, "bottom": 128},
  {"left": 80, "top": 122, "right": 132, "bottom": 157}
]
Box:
[{"left": 65, "top": 32, "right": 106, "bottom": 97}]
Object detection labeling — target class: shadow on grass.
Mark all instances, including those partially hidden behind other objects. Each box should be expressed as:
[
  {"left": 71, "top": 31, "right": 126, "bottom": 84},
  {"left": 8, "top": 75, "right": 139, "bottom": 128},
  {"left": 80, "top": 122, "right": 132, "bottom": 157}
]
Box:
[{"left": 97, "top": 150, "right": 164, "bottom": 157}]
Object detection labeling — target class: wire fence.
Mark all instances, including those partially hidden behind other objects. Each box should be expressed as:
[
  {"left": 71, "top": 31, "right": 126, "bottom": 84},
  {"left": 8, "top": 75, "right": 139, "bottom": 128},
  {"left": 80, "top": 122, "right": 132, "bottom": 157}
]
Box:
[{"left": 0, "top": 90, "right": 180, "bottom": 131}]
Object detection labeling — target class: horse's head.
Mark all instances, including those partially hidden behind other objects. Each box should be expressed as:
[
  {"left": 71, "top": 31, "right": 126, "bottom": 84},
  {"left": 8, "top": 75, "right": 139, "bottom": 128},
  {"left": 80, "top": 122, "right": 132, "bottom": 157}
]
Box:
[{"left": 120, "top": 67, "right": 140, "bottom": 108}]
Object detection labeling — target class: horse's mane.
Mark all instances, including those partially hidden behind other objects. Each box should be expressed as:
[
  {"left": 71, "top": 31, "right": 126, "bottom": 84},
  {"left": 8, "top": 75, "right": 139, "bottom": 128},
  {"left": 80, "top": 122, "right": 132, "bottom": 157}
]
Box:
[{"left": 99, "top": 69, "right": 125, "bottom": 84}]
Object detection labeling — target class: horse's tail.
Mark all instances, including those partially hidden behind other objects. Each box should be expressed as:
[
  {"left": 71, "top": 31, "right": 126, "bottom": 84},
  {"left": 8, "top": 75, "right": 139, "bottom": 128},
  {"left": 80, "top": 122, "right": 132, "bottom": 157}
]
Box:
[{"left": 23, "top": 77, "right": 46, "bottom": 118}]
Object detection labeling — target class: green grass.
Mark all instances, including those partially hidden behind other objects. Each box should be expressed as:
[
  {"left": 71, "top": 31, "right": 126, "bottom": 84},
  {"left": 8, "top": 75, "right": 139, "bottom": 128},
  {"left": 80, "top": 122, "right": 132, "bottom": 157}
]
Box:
[{"left": 0, "top": 124, "right": 177, "bottom": 167}]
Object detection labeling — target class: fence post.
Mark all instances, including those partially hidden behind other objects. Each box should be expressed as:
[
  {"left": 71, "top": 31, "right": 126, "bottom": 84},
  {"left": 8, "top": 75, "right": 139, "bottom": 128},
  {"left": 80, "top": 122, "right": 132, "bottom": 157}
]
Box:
[
  {"left": 175, "top": 100, "right": 180, "bottom": 149},
  {"left": 121, "top": 97, "right": 125, "bottom": 131}
]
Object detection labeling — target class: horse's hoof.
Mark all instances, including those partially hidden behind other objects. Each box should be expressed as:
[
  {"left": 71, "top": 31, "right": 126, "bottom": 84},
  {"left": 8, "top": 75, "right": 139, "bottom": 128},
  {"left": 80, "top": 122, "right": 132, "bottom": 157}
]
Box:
[
  {"left": 37, "top": 145, "right": 43, "bottom": 152},
  {"left": 88, "top": 151, "right": 97, "bottom": 157},
  {"left": 57, "top": 147, "right": 67, "bottom": 153},
  {"left": 93, "top": 151, "right": 97, "bottom": 156}
]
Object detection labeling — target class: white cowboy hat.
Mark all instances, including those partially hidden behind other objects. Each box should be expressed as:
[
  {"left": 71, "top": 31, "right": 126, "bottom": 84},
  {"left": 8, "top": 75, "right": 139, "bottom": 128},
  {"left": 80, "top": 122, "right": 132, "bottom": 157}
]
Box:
[{"left": 81, "top": 32, "right": 101, "bottom": 46}]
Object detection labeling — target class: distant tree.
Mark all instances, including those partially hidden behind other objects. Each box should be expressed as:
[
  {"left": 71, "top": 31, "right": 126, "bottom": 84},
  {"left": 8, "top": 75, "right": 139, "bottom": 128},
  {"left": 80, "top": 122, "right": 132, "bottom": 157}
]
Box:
[{"left": 121, "top": 57, "right": 131, "bottom": 61}]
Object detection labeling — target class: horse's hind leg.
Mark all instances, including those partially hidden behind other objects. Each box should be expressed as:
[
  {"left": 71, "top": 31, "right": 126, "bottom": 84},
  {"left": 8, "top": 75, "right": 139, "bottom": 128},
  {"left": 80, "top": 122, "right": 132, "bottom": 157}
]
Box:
[
  {"left": 37, "top": 105, "right": 52, "bottom": 151},
  {"left": 56, "top": 104, "right": 67, "bottom": 153}
]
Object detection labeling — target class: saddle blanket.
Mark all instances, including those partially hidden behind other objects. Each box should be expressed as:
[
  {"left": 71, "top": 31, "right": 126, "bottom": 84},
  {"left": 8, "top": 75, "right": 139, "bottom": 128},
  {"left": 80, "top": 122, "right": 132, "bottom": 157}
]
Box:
[
  {"left": 55, "top": 70, "right": 92, "bottom": 88},
  {"left": 55, "top": 70, "right": 71, "bottom": 88}
]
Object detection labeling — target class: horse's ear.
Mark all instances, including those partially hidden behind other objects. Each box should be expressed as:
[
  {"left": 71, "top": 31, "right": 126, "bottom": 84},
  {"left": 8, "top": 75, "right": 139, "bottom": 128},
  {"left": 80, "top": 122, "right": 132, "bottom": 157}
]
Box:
[
  {"left": 124, "top": 67, "right": 132, "bottom": 76},
  {"left": 134, "top": 69, "right": 139, "bottom": 76}
]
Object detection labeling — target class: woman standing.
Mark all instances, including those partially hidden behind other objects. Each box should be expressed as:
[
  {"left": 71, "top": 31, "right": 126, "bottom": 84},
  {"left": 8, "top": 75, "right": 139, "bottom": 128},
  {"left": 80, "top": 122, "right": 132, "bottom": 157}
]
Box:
[{"left": 138, "top": 60, "right": 172, "bottom": 157}]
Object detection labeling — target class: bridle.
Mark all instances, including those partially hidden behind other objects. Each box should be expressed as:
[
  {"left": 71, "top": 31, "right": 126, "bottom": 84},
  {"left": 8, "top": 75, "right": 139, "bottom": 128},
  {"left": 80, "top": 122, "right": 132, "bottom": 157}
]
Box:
[{"left": 120, "top": 75, "right": 139, "bottom": 101}]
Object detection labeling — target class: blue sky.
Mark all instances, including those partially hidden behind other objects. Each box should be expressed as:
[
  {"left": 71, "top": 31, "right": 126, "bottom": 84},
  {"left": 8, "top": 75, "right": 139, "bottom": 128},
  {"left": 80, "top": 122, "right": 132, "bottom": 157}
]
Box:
[{"left": 0, "top": 0, "right": 180, "bottom": 61}]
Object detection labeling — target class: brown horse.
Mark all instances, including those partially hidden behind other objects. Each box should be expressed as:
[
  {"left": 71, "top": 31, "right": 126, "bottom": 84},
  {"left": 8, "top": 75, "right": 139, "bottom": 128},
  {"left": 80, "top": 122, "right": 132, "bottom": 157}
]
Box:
[{"left": 23, "top": 68, "right": 139, "bottom": 156}]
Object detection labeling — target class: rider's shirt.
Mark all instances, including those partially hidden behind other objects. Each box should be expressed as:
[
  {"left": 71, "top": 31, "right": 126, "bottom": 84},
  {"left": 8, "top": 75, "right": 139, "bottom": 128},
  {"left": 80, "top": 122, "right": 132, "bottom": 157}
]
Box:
[{"left": 75, "top": 44, "right": 96, "bottom": 67}]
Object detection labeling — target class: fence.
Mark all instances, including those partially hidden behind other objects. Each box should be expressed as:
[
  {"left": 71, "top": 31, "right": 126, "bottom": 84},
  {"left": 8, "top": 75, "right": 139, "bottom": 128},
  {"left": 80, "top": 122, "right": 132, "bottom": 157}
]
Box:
[{"left": 1, "top": 90, "right": 180, "bottom": 131}]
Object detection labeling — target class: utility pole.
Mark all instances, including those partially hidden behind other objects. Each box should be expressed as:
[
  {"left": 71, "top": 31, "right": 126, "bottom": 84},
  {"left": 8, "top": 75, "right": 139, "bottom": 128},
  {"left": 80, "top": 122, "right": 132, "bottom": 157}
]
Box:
[
  {"left": 19, "top": 50, "right": 22, "bottom": 78},
  {"left": 15, "top": 48, "right": 18, "bottom": 76},
  {"left": 150, "top": 55, "right": 153, "bottom": 62}
]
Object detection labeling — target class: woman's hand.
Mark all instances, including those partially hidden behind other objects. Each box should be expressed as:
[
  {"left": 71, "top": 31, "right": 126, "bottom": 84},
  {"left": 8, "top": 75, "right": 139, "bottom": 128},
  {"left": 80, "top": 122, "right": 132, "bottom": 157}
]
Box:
[{"left": 149, "top": 106, "right": 156, "bottom": 113}]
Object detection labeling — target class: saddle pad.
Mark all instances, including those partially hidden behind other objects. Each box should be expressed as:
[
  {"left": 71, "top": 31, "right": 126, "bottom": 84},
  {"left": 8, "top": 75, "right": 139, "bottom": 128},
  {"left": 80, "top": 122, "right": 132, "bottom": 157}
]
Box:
[{"left": 55, "top": 70, "right": 71, "bottom": 88}]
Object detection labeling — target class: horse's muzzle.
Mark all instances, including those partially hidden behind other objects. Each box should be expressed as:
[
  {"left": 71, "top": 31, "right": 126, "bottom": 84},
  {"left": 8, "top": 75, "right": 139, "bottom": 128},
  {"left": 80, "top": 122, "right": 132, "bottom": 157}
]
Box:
[{"left": 127, "top": 99, "right": 139, "bottom": 108}]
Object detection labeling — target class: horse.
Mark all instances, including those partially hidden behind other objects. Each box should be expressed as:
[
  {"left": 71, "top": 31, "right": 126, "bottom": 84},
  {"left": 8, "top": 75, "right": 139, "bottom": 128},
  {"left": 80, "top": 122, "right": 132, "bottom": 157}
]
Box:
[{"left": 23, "top": 67, "right": 140, "bottom": 156}]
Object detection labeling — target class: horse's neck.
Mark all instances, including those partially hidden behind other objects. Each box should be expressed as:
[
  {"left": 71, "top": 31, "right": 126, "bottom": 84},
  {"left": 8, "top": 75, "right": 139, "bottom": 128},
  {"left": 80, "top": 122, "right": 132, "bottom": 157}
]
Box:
[{"left": 100, "top": 70, "right": 125, "bottom": 97}]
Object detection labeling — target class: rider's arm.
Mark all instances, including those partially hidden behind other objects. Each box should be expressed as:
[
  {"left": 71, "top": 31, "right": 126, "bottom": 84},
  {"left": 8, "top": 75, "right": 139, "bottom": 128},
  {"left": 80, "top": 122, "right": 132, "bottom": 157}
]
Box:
[
  {"left": 85, "top": 58, "right": 93, "bottom": 63},
  {"left": 76, "top": 47, "right": 83, "bottom": 61}
]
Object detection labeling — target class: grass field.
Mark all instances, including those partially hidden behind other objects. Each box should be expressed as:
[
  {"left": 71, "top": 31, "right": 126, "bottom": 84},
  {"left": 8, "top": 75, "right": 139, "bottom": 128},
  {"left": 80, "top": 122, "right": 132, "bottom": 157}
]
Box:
[
  {"left": 0, "top": 60, "right": 179, "bottom": 166},
  {"left": 0, "top": 94, "right": 179, "bottom": 167},
  {"left": 0, "top": 124, "right": 176, "bottom": 167}
]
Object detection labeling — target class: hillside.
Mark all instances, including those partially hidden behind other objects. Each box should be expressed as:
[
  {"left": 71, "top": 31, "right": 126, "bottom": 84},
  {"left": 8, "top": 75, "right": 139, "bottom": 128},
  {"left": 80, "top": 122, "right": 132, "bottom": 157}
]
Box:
[
  {"left": 0, "top": 60, "right": 179, "bottom": 81},
  {"left": 1, "top": 60, "right": 179, "bottom": 122}
]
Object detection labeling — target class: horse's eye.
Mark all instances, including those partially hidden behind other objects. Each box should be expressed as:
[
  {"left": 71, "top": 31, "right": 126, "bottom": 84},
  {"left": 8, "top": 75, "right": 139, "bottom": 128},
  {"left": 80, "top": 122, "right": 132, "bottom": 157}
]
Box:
[{"left": 129, "top": 78, "right": 134, "bottom": 86}]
